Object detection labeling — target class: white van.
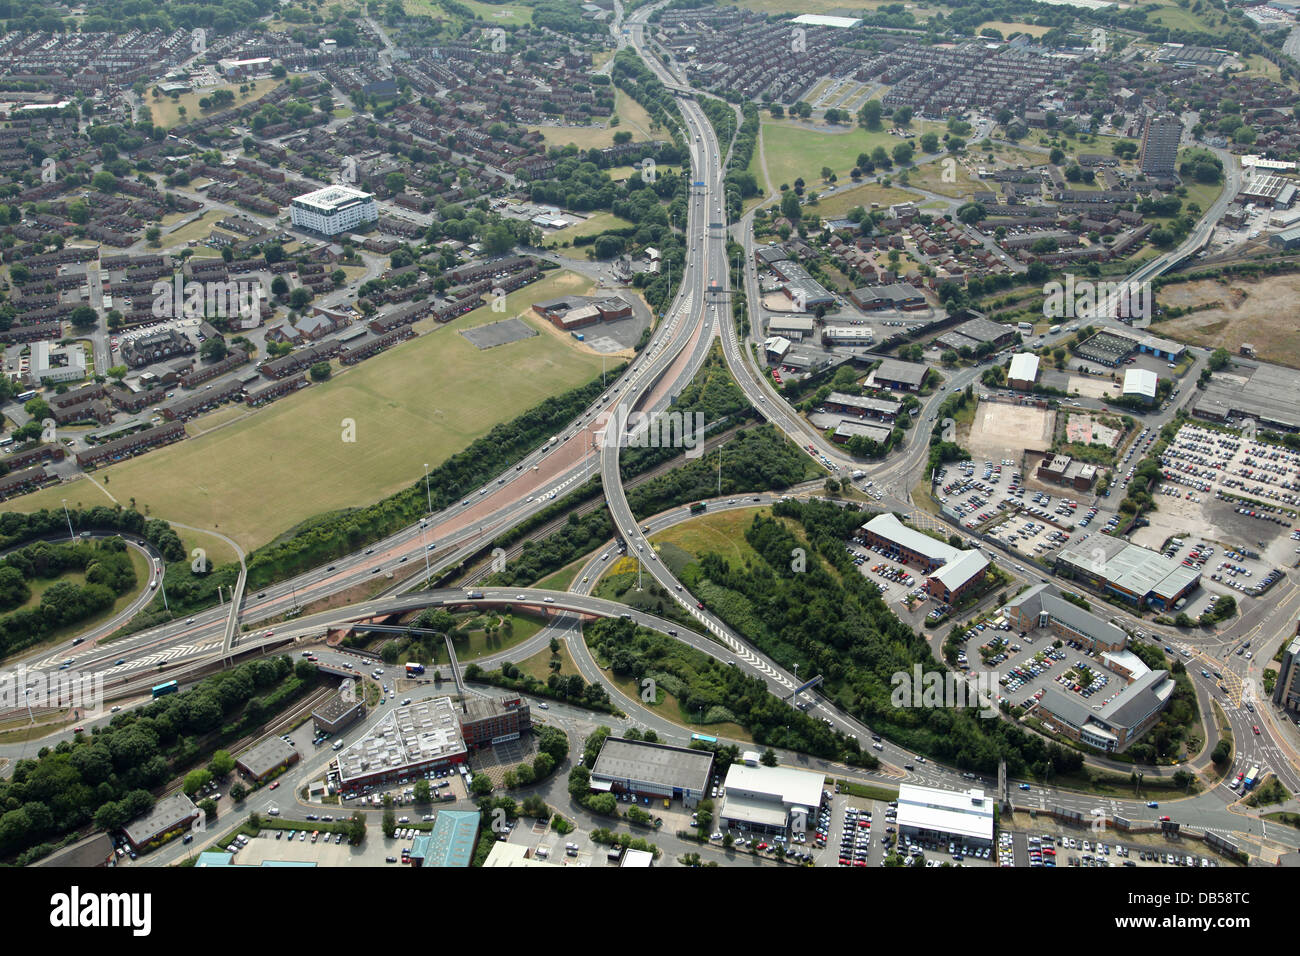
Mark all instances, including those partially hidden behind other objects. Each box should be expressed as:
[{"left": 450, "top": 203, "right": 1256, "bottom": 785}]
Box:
[{"left": 332, "top": 740, "right": 344, "bottom": 751}]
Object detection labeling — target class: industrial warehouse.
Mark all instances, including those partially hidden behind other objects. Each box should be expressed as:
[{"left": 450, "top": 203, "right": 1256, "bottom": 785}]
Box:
[
  {"left": 1054, "top": 536, "right": 1201, "bottom": 610},
  {"left": 589, "top": 737, "right": 714, "bottom": 808}
]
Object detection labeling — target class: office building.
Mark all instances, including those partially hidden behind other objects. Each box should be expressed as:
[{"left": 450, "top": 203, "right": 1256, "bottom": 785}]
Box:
[
  {"left": 459, "top": 696, "right": 531, "bottom": 749},
  {"left": 1274, "top": 634, "right": 1300, "bottom": 712}
]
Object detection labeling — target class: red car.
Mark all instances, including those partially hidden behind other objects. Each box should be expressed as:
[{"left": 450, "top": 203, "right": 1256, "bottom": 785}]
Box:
[
  {"left": 269, "top": 781, "right": 280, "bottom": 790},
  {"left": 1159, "top": 815, "right": 1171, "bottom": 822},
  {"left": 1253, "top": 725, "right": 1261, "bottom": 735}
]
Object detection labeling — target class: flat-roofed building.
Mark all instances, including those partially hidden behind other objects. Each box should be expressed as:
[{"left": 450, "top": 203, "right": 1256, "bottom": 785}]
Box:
[
  {"left": 718, "top": 763, "right": 826, "bottom": 835},
  {"left": 459, "top": 696, "right": 531, "bottom": 749},
  {"left": 1139, "top": 114, "right": 1182, "bottom": 178},
  {"left": 1273, "top": 634, "right": 1300, "bottom": 713},
  {"left": 236, "top": 736, "right": 300, "bottom": 782},
  {"left": 334, "top": 696, "right": 467, "bottom": 793},
  {"left": 290, "top": 185, "right": 378, "bottom": 236},
  {"left": 896, "top": 783, "right": 994, "bottom": 849},
  {"left": 312, "top": 680, "right": 366, "bottom": 735},
  {"left": 1035, "top": 453, "right": 1097, "bottom": 491},
  {"left": 766, "top": 314, "right": 816, "bottom": 340},
  {"left": 589, "top": 737, "right": 714, "bottom": 808}
]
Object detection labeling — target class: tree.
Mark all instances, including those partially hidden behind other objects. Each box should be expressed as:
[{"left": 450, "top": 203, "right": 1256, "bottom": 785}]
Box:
[
  {"left": 106, "top": 364, "right": 128, "bottom": 381},
  {"left": 208, "top": 750, "right": 235, "bottom": 777},
  {"left": 760, "top": 748, "right": 778, "bottom": 767},
  {"left": 200, "top": 337, "right": 227, "bottom": 362},
  {"left": 857, "top": 99, "right": 883, "bottom": 131},
  {"left": 470, "top": 773, "right": 493, "bottom": 796},
  {"left": 1208, "top": 348, "right": 1231, "bottom": 372},
  {"left": 229, "top": 782, "right": 247, "bottom": 803},
  {"left": 414, "top": 779, "right": 431, "bottom": 803},
  {"left": 348, "top": 811, "right": 366, "bottom": 844},
  {"left": 309, "top": 361, "right": 332, "bottom": 382},
  {"left": 182, "top": 768, "right": 212, "bottom": 796},
  {"left": 892, "top": 142, "right": 914, "bottom": 167},
  {"left": 69, "top": 305, "right": 98, "bottom": 331},
  {"left": 893, "top": 106, "right": 913, "bottom": 127},
  {"left": 382, "top": 803, "right": 396, "bottom": 838},
  {"left": 270, "top": 275, "right": 289, "bottom": 297}
]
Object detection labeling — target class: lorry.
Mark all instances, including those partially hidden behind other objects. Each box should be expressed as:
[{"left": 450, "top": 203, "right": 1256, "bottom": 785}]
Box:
[
  {"left": 689, "top": 501, "right": 707, "bottom": 514},
  {"left": 405, "top": 662, "right": 425, "bottom": 676},
  {"left": 546, "top": 436, "right": 558, "bottom": 447},
  {"left": 1049, "top": 324, "right": 1061, "bottom": 334},
  {"left": 1017, "top": 322, "right": 1033, "bottom": 332}
]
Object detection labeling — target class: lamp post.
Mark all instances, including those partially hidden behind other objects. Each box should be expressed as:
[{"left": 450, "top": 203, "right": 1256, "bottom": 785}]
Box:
[
  {"left": 422, "top": 463, "right": 432, "bottom": 515},
  {"left": 159, "top": 563, "right": 170, "bottom": 616},
  {"left": 61, "top": 499, "right": 75, "bottom": 542}
]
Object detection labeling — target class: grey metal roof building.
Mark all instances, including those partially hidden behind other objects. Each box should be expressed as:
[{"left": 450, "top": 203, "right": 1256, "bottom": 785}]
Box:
[
  {"left": 1036, "top": 668, "right": 1174, "bottom": 752},
  {"left": 1054, "top": 536, "right": 1201, "bottom": 610},
  {"left": 123, "top": 793, "right": 198, "bottom": 851},
  {"left": 590, "top": 737, "right": 714, "bottom": 808},
  {"left": 1005, "top": 585, "right": 1127, "bottom": 651},
  {"left": 236, "top": 736, "right": 300, "bottom": 781},
  {"left": 869, "top": 358, "right": 928, "bottom": 390},
  {"left": 1192, "top": 362, "right": 1300, "bottom": 431}
]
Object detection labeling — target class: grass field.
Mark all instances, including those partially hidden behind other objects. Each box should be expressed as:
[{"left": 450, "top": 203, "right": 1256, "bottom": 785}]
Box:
[
  {"left": 649, "top": 507, "right": 766, "bottom": 567},
  {"left": 543, "top": 211, "right": 636, "bottom": 247},
  {"left": 760, "top": 119, "right": 943, "bottom": 190},
  {"left": 805, "top": 181, "right": 922, "bottom": 220},
  {"left": 977, "top": 20, "right": 1051, "bottom": 37},
  {"left": 901, "top": 155, "right": 984, "bottom": 200},
  {"left": 159, "top": 211, "right": 224, "bottom": 248},
  {"left": 534, "top": 559, "right": 587, "bottom": 592},
  {"left": 149, "top": 77, "right": 289, "bottom": 130},
  {"left": 605, "top": 669, "right": 753, "bottom": 742},
  {"left": 516, "top": 640, "right": 580, "bottom": 682},
  {"left": 1, "top": 272, "right": 604, "bottom": 552},
  {"left": 529, "top": 90, "right": 658, "bottom": 151}
]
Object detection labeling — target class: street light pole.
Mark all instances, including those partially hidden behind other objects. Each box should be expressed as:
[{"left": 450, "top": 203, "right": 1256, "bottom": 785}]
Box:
[
  {"left": 61, "top": 499, "right": 75, "bottom": 542},
  {"left": 159, "top": 564, "right": 170, "bottom": 616},
  {"left": 423, "top": 463, "right": 432, "bottom": 515}
]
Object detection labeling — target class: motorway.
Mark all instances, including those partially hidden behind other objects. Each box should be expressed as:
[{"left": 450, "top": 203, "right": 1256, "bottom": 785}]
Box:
[{"left": 1, "top": 2, "right": 1296, "bottom": 864}]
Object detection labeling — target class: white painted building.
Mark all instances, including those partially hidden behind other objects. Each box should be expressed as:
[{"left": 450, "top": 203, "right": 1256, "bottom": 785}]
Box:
[{"left": 290, "top": 185, "right": 378, "bottom": 236}]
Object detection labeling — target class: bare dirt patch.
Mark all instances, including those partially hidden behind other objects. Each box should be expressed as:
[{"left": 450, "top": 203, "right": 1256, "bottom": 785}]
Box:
[
  {"left": 1158, "top": 274, "right": 1300, "bottom": 368},
  {"left": 964, "top": 402, "right": 1054, "bottom": 461}
]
